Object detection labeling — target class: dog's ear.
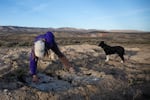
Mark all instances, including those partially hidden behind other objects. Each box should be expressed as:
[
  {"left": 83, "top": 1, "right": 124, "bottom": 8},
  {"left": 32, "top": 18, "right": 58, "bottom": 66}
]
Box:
[
  {"left": 99, "top": 41, "right": 104, "bottom": 46},
  {"left": 101, "top": 41, "right": 104, "bottom": 44}
]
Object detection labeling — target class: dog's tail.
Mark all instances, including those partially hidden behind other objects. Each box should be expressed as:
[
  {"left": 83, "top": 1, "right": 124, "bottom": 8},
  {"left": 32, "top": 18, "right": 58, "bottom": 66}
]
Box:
[{"left": 124, "top": 49, "right": 126, "bottom": 55}]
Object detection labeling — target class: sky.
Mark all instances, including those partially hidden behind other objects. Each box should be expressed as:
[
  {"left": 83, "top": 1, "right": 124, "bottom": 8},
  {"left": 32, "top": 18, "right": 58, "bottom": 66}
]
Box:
[{"left": 0, "top": 0, "right": 150, "bottom": 31}]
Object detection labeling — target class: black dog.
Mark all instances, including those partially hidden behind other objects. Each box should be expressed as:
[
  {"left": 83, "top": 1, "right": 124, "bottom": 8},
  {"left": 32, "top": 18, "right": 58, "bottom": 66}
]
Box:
[{"left": 98, "top": 41, "right": 125, "bottom": 63}]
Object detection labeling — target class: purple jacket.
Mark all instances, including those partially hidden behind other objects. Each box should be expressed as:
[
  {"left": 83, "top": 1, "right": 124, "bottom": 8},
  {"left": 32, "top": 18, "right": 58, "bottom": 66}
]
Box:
[
  {"left": 30, "top": 32, "right": 63, "bottom": 75},
  {"left": 34, "top": 31, "right": 54, "bottom": 49}
]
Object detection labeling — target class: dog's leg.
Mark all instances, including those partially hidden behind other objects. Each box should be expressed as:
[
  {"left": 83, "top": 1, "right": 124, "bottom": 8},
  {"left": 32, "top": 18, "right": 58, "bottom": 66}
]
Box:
[
  {"left": 105, "top": 55, "right": 109, "bottom": 62},
  {"left": 121, "top": 60, "right": 124, "bottom": 63},
  {"left": 119, "top": 54, "right": 124, "bottom": 63}
]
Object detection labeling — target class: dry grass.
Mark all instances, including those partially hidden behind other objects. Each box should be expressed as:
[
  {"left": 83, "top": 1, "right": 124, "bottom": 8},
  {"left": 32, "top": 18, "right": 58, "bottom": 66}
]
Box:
[{"left": 0, "top": 33, "right": 150, "bottom": 47}]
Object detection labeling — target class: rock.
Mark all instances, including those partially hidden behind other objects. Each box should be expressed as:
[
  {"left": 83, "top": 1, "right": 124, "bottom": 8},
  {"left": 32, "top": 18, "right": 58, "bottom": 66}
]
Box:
[
  {"left": 25, "top": 73, "right": 71, "bottom": 92},
  {"left": 0, "top": 65, "right": 12, "bottom": 77}
]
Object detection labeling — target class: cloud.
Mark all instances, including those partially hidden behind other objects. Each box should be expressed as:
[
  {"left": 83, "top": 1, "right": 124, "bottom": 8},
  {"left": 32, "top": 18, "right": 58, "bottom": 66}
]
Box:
[
  {"left": 119, "top": 8, "right": 150, "bottom": 17},
  {"left": 94, "top": 8, "right": 150, "bottom": 21},
  {"left": 31, "top": 3, "right": 49, "bottom": 12},
  {"left": 15, "top": 1, "right": 49, "bottom": 13}
]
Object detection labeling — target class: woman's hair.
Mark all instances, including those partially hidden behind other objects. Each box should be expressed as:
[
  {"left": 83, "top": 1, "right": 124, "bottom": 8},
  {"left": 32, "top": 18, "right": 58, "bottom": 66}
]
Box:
[{"left": 34, "top": 40, "right": 45, "bottom": 58}]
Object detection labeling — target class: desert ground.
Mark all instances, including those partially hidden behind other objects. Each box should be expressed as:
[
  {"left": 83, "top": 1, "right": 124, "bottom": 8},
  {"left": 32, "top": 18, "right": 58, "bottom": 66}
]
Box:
[{"left": 0, "top": 31, "right": 150, "bottom": 100}]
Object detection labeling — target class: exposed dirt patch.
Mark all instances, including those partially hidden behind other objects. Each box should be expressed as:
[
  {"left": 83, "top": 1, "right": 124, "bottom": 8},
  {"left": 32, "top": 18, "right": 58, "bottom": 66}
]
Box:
[{"left": 0, "top": 44, "right": 150, "bottom": 100}]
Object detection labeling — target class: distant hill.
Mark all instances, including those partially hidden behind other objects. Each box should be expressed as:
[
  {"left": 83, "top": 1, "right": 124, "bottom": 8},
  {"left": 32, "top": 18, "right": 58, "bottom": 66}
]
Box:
[
  {"left": 0, "top": 26, "right": 150, "bottom": 47},
  {"left": 0, "top": 26, "right": 54, "bottom": 34},
  {"left": 0, "top": 26, "right": 149, "bottom": 37},
  {"left": 109, "top": 30, "right": 145, "bottom": 33},
  {"left": 0, "top": 26, "right": 107, "bottom": 34}
]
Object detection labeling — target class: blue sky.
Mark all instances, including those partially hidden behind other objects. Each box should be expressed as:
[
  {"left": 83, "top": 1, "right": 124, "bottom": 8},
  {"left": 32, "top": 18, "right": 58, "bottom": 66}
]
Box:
[{"left": 0, "top": 0, "right": 150, "bottom": 31}]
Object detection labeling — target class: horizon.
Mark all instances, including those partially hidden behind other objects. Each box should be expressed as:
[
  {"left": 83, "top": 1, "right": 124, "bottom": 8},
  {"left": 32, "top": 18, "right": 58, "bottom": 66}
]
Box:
[
  {"left": 1, "top": 25, "right": 149, "bottom": 32},
  {"left": 0, "top": 0, "right": 150, "bottom": 31}
]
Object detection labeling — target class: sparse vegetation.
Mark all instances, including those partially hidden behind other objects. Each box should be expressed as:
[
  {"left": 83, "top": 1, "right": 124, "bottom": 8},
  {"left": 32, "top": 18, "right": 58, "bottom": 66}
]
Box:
[
  {"left": 0, "top": 26, "right": 150, "bottom": 99},
  {"left": 0, "top": 32, "right": 150, "bottom": 47}
]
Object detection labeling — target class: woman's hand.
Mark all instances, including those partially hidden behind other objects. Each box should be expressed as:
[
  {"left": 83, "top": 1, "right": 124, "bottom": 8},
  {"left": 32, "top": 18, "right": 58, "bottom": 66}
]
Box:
[
  {"left": 32, "top": 75, "right": 39, "bottom": 83},
  {"left": 68, "top": 67, "right": 76, "bottom": 73},
  {"left": 60, "top": 56, "right": 75, "bottom": 73},
  {"left": 60, "top": 56, "right": 71, "bottom": 67}
]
